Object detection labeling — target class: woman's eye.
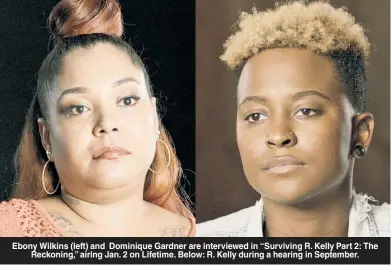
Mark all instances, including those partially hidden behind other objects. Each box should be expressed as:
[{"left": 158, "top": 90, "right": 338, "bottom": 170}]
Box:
[
  {"left": 245, "top": 113, "right": 267, "bottom": 123},
  {"left": 64, "top": 105, "right": 90, "bottom": 116},
  {"left": 295, "top": 108, "right": 318, "bottom": 117},
  {"left": 118, "top": 96, "right": 141, "bottom": 106}
]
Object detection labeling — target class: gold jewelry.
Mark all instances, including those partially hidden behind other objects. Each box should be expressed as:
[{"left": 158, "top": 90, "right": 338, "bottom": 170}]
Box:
[
  {"left": 149, "top": 138, "right": 171, "bottom": 174},
  {"left": 42, "top": 150, "right": 60, "bottom": 195}
]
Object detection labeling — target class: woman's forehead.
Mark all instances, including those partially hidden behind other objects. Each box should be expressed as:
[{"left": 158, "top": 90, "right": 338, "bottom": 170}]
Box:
[
  {"left": 237, "top": 48, "right": 343, "bottom": 101},
  {"left": 56, "top": 43, "right": 145, "bottom": 92}
]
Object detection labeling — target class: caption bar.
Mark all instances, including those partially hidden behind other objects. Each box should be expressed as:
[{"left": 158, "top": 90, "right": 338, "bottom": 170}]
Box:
[{"left": 1, "top": 237, "right": 389, "bottom": 264}]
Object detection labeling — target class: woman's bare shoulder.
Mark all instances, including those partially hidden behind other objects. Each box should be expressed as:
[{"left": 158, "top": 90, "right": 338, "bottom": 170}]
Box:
[{"left": 149, "top": 203, "right": 194, "bottom": 237}]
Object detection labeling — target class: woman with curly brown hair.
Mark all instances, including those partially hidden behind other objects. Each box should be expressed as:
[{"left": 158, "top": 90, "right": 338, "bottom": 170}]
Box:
[
  {"left": 0, "top": 0, "right": 194, "bottom": 237},
  {"left": 197, "top": 1, "right": 389, "bottom": 237}
]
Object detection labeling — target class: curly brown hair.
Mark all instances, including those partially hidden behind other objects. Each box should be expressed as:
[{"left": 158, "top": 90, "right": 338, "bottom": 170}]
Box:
[{"left": 221, "top": 0, "right": 371, "bottom": 112}]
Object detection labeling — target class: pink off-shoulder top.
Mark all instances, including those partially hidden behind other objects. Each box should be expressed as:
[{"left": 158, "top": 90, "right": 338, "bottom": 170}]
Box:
[{"left": 0, "top": 199, "right": 195, "bottom": 237}]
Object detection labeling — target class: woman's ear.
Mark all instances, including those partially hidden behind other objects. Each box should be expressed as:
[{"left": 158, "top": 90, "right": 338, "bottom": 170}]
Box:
[
  {"left": 37, "top": 118, "right": 52, "bottom": 152},
  {"left": 352, "top": 112, "right": 374, "bottom": 157}
]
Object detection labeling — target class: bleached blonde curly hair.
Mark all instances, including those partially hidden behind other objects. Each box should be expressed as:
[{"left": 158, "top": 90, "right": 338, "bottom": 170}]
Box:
[{"left": 221, "top": 0, "right": 371, "bottom": 112}]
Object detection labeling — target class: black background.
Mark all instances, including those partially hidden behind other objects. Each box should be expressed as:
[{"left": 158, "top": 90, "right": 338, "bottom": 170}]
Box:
[{"left": 0, "top": 0, "right": 195, "bottom": 207}]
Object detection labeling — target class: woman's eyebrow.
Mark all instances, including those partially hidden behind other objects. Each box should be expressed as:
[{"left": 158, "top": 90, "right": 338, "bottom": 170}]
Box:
[
  {"left": 112, "top": 77, "right": 140, "bottom": 87},
  {"left": 291, "top": 90, "right": 331, "bottom": 101},
  {"left": 238, "top": 95, "right": 267, "bottom": 108},
  {"left": 238, "top": 90, "right": 331, "bottom": 108},
  {"left": 56, "top": 77, "right": 141, "bottom": 106},
  {"left": 57, "top": 87, "right": 88, "bottom": 106}
]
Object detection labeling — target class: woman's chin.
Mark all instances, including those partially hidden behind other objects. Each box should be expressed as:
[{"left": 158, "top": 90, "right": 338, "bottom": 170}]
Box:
[
  {"left": 85, "top": 171, "right": 143, "bottom": 189},
  {"left": 256, "top": 185, "right": 323, "bottom": 206},
  {"left": 248, "top": 172, "right": 329, "bottom": 205}
]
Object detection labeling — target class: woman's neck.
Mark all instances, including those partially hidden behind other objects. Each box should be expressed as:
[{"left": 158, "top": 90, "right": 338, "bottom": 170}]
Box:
[
  {"left": 39, "top": 187, "right": 190, "bottom": 237},
  {"left": 60, "top": 187, "right": 148, "bottom": 227},
  {"left": 262, "top": 179, "right": 353, "bottom": 237}
]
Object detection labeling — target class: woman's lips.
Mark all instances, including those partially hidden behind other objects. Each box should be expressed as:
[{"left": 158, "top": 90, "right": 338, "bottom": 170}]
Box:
[
  {"left": 262, "top": 156, "right": 306, "bottom": 174},
  {"left": 93, "top": 146, "right": 131, "bottom": 160}
]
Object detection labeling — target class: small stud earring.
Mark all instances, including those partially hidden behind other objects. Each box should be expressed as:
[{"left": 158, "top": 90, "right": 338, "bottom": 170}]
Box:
[
  {"left": 46, "top": 150, "right": 52, "bottom": 161},
  {"left": 354, "top": 145, "right": 366, "bottom": 157}
]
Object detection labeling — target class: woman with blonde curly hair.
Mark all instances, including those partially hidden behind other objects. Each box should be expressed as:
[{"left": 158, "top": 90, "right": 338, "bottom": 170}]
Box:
[
  {"left": 0, "top": 0, "right": 194, "bottom": 237},
  {"left": 197, "top": 0, "right": 389, "bottom": 237}
]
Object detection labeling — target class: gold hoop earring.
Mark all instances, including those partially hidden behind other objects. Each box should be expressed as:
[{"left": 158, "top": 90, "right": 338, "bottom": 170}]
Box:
[
  {"left": 42, "top": 151, "right": 60, "bottom": 195},
  {"left": 149, "top": 139, "right": 171, "bottom": 174}
]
